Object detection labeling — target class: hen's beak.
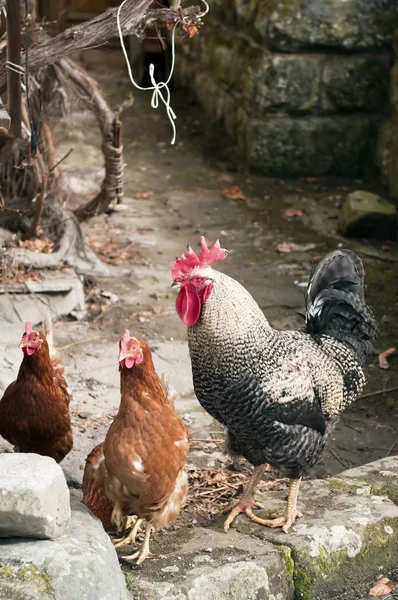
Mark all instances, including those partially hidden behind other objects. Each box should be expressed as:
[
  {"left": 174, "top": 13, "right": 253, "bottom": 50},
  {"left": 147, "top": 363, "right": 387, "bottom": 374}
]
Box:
[
  {"left": 171, "top": 281, "right": 181, "bottom": 288},
  {"left": 19, "top": 341, "right": 28, "bottom": 349}
]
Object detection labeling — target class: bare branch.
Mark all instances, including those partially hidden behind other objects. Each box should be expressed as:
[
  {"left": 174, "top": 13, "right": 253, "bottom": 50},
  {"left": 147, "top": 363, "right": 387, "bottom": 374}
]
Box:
[{"left": 0, "top": 2, "right": 204, "bottom": 92}]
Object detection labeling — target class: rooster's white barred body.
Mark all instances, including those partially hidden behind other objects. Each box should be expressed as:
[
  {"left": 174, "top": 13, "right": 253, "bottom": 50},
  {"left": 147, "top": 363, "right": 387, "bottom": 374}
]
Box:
[{"left": 172, "top": 239, "right": 376, "bottom": 530}]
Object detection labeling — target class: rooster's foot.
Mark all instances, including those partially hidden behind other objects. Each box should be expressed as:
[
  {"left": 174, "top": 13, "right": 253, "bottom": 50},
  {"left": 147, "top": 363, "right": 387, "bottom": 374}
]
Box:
[
  {"left": 113, "top": 518, "right": 143, "bottom": 548},
  {"left": 248, "top": 509, "right": 303, "bottom": 533},
  {"left": 222, "top": 497, "right": 264, "bottom": 532}
]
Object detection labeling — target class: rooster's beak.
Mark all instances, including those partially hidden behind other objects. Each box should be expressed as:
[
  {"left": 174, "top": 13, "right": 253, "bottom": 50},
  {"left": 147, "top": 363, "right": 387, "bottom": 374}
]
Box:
[{"left": 171, "top": 281, "right": 181, "bottom": 288}]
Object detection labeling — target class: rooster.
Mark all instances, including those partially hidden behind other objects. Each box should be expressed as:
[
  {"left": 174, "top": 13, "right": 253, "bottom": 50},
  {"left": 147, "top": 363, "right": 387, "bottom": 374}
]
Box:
[
  {"left": 171, "top": 237, "right": 376, "bottom": 532},
  {"left": 0, "top": 318, "right": 73, "bottom": 462},
  {"left": 103, "top": 331, "right": 189, "bottom": 563}
]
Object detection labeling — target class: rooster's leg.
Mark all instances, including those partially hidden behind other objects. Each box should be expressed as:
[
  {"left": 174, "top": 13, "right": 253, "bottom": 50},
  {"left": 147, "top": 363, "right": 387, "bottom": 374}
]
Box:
[
  {"left": 223, "top": 465, "right": 266, "bottom": 532},
  {"left": 122, "top": 523, "right": 154, "bottom": 565},
  {"left": 114, "top": 517, "right": 143, "bottom": 548},
  {"left": 245, "top": 478, "right": 303, "bottom": 533}
]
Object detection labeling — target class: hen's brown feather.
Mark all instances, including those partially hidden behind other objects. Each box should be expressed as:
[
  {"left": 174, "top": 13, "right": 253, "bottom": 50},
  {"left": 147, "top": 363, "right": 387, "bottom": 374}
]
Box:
[
  {"left": 82, "top": 442, "right": 113, "bottom": 529},
  {"left": 0, "top": 329, "right": 73, "bottom": 462}
]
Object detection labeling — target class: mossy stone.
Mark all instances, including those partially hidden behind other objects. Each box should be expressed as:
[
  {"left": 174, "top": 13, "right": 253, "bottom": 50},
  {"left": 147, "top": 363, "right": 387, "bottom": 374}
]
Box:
[{"left": 339, "top": 190, "right": 397, "bottom": 240}]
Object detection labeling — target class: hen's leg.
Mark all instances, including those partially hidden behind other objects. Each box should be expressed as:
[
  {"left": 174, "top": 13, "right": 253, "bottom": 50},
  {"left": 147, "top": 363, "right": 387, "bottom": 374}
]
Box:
[
  {"left": 114, "top": 517, "right": 143, "bottom": 548},
  {"left": 111, "top": 503, "right": 124, "bottom": 531},
  {"left": 122, "top": 523, "right": 154, "bottom": 565},
  {"left": 223, "top": 465, "right": 266, "bottom": 532},
  {"left": 245, "top": 478, "right": 303, "bottom": 533}
]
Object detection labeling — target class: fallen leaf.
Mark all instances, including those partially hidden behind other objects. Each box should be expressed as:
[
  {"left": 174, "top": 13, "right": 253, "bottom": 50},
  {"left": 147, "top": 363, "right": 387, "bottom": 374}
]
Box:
[
  {"left": 133, "top": 191, "right": 154, "bottom": 199},
  {"left": 276, "top": 242, "right": 294, "bottom": 254},
  {"left": 284, "top": 207, "right": 305, "bottom": 217},
  {"left": 303, "top": 177, "right": 319, "bottom": 184},
  {"left": 381, "top": 245, "right": 392, "bottom": 252},
  {"left": 222, "top": 186, "right": 247, "bottom": 201},
  {"left": 379, "top": 348, "right": 396, "bottom": 370},
  {"left": 263, "top": 195, "right": 271, "bottom": 200},
  {"left": 369, "top": 577, "right": 394, "bottom": 597}
]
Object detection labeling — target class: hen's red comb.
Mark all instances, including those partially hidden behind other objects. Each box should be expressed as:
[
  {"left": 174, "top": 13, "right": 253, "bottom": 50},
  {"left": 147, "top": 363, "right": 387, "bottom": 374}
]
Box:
[
  {"left": 120, "top": 329, "right": 130, "bottom": 353},
  {"left": 171, "top": 236, "right": 228, "bottom": 281},
  {"left": 24, "top": 322, "right": 33, "bottom": 336}
]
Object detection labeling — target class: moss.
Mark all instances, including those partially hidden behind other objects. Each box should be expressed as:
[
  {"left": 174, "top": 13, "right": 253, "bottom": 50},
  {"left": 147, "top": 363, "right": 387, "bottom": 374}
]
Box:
[
  {"left": 294, "top": 569, "right": 316, "bottom": 600},
  {"left": 41, "top": 571, "right": 53, "bottom": 595},
  {"left": 279, "top": 547, "right": 294, "bottom": 580},
  {"left": 124, "top": 571, "right": 138, "bottom": 592},
  {"left": 370, "top": 485, "right": 398, "bottom": 505},
  {"left": 0, "top": 563, "right": 53, "bottom": 595}
]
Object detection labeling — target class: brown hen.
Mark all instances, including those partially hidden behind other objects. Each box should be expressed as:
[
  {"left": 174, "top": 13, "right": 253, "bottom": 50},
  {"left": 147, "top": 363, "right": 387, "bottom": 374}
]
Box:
[
  {"left": 0, "top": 318, "right": 73, "bottom": 462},
  {"left": 103, "top": 331, "right": 189, "bottom": 564}
]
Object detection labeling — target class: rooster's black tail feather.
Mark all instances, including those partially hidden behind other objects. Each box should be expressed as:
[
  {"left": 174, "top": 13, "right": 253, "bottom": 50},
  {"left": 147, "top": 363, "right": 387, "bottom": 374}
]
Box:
[{"left": 305, "top": 250, "right": 377, "bottom": 363}]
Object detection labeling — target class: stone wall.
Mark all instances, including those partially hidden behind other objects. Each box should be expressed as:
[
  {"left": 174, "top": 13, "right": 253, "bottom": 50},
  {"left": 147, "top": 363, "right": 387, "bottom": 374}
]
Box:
[
  {"left": 378, "top": 28, "right": 398, "bottom": 199},
  {"left": 175, "top": 0, "right": 398, "bottom": 177}
]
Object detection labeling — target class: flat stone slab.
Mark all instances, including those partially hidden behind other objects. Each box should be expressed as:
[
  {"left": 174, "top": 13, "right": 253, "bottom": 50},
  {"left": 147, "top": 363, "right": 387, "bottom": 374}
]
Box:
[
  {"left": 122, "top": 526, "right": 294, "bottom": 600},
  {"left": 0, "top": 454, "right": 71, "bottom": 540},
  {"left": 0, "top": 267, "right": 86, "bottom": 323},
  {"left": 233, "top": 456, "right": 398, "bottom": 600},
  {"left": 0, "top": 502, "right": 127, "bottom": 600}
]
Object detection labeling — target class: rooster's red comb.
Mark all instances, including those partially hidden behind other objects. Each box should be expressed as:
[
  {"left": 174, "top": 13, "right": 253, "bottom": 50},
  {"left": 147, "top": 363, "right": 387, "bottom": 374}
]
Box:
[
  {"left": 171, "top": 236, "right": 228, "bottom": 281},
  {"left": 120, "top": 329, "right": 131, "bottom": 353}
]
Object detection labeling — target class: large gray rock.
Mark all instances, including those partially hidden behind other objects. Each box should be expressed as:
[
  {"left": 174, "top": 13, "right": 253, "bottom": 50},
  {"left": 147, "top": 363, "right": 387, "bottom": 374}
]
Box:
[
  {"left": 123, "top": 527, "right": 294, "bottom": 600},
  {"left": 339, "top": 190, "right": 397, "bottom": 240},
  {"left": 0, "top": 454, "right": 71, "bottom": 540},
  {"left": 0, "top": 502, "right": 127, "bottom": 600}
]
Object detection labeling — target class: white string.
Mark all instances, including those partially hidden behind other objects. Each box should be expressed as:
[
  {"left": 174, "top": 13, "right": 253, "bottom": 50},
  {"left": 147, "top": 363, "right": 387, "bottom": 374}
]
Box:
[
  {"left": 116, "top": 0, "right": 209, "bottom": 145},
  {"left": 5, "top": 61, "right": 25, "bottom": 75}
]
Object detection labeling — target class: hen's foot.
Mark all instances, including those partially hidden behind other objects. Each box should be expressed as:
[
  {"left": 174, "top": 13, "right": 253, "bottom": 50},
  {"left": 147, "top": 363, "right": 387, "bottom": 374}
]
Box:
[
  {"left": 121, "top": 523, "right": 154, "bottom": 565},
  {"left": 222, "top": 497, "right": 264, "bottom": 532},
  {"left": 113, "top": 518, "right": 143, "bottom": 548}
]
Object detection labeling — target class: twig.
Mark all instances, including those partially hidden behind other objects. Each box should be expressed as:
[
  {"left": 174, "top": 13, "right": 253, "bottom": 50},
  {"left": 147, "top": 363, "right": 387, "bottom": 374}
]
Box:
[
  {"left": 387, "top": 440, "right": 398, "bottom": 457},
  {"left": 49, "top": 148, "right": 73, "bottom": 172},
  {"left": 329, "top": 449, "right": 350, "bottom": 469},
  {"left": 58, "top": 336, "right": 100, "bottom": 351},
  {"left": 190, "top": 438, "right": 224, "bottom": 443},
  {"left": 22, "top": 173, "right": 46, "bottom": 240},
  {"left": 341, "top": 419, "right": 362, "bottom": 433},
  {"left": 358, "top": 386, "right": 398, "bottom": 400}
]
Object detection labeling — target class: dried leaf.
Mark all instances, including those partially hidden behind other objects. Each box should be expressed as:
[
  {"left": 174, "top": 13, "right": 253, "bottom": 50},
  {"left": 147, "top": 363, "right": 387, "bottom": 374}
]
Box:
[
  {"left": 303, "top": 177, "right": 319, "bottom": 184},
  {"left": 379, "top": 348, "right": 396, "bottom": 370},
  {"left": 19, "top": 236, "right": 54, "bottom": 254},
  {"left": 133, "top": 191, "right": 154, "bottom": 199},
  {"left": 221, "top": 186, "right": 246, "bottom": 201},
  {"left": 284, "top": 207, "right": 305, "bottom": 217},
  {"left": 369, "top": 577, "right": 394, "bottom": 597},
  {"left": 263, "top": 195, "right": 271, "bottom": 200}
]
